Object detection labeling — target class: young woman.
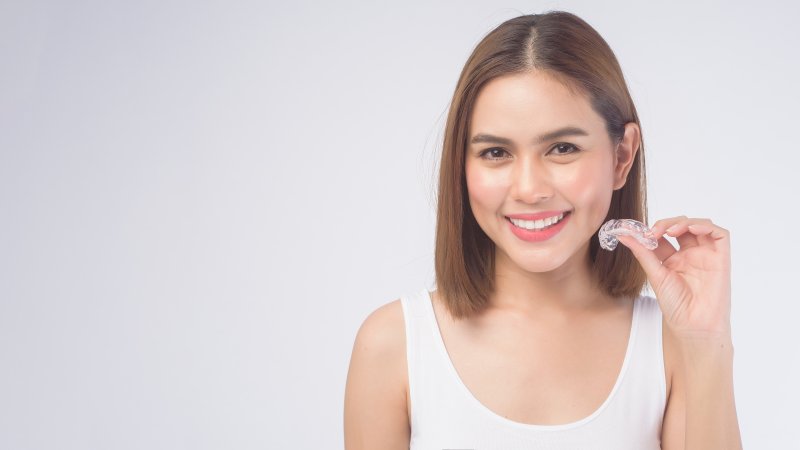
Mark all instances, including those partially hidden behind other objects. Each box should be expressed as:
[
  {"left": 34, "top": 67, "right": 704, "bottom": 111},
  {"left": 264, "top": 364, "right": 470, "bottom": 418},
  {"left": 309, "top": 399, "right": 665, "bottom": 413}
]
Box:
[{"left": 344, "top": 10, "right": 742, "bottom": 449}]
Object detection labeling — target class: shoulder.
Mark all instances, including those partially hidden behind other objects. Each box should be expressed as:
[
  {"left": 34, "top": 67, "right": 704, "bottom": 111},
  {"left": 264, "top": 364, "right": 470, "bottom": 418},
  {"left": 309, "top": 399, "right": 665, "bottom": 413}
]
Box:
[
  {"left": 347, "top": 297, "right": 408, "bottom": 399},
  {"left": 352, "top": 298, "right": 407, "bottom": 358},
  {"left": 644, "top": 294, "right": 687, "bottom": 448},
  {"left": 639, "top": 295, "right": 676, "bottom": 386},
  {"left": 344, "top": 298, "right": 410, "bottom": 448},
  {"left": 637, "top": 293, "right": 659, "bottom": 310},
  {"left": 634, "top": 295, "right": 677, "bottom": 404}
]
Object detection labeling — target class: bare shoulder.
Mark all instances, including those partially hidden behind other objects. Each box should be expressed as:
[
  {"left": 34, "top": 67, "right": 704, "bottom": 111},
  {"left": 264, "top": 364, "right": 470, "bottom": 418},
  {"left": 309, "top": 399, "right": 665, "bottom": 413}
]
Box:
[
  {"left": 353, "top": 299, "right": 407, "bottom": 357},
  {"left": 347, "top": 299, "right": 408, "bottom": 385},
  {"left": 343, "top": 298, "right": 410, "bottom": 450}
]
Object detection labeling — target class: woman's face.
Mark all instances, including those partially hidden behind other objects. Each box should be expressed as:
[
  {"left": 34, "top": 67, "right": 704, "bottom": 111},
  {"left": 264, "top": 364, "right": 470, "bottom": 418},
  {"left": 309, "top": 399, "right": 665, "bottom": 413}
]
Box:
[{"left": 465, "top": 71, "right": 639, "bottom": 274}]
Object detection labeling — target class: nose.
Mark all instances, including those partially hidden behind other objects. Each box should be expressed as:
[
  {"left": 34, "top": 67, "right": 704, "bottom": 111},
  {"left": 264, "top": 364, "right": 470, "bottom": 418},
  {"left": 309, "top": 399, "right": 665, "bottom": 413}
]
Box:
[{"left": 510, "top": 157, "right": 553, "bottom": 203}]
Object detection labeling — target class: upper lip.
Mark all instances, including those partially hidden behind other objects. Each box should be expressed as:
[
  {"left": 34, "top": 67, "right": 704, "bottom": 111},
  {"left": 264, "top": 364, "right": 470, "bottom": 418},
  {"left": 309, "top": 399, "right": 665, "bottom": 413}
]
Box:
[{"left": 506, "top": 210, "right": 571, "bottom": 221}]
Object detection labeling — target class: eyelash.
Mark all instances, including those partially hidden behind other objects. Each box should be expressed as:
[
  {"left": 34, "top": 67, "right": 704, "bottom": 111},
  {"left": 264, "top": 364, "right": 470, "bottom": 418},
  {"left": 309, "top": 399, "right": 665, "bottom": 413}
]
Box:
[{"left": 478, "top": 143, "right": 580, "bottom": 160}]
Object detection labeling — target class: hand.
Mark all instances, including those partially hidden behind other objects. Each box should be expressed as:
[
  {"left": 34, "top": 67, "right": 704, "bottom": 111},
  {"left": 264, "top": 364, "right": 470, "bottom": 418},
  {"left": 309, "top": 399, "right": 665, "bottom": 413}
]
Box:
[{"left": 616, "top": 216, "right": 732, "bottom": 342}]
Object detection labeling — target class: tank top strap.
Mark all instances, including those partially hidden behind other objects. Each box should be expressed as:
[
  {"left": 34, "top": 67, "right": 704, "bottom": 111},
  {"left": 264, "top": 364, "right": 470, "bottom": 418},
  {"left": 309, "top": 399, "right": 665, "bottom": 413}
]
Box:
[
  {"left": 399, "top": 288, "right": 435, "bottom": 433},
  {"left": 400, "top": 288, "right": 429, "bottom": 320},
  {"left": 628, "top": 294, "right": 668, "bottom": 412}
]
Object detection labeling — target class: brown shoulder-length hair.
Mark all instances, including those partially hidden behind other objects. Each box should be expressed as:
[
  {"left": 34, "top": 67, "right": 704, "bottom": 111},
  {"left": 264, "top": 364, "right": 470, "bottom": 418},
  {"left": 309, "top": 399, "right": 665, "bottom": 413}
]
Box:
[{"left": 434, "top": 10, "right": 648, "bottom": 320}]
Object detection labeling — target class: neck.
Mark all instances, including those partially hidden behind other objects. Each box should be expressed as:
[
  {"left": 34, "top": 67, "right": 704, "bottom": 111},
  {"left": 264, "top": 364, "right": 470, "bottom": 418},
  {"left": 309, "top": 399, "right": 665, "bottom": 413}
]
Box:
[{"left": 489, "top": 244, "right": 620, "bottom": 320}]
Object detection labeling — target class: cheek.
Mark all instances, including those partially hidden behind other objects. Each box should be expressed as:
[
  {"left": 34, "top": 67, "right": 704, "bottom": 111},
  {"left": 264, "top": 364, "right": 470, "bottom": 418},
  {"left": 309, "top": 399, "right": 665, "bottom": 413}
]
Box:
[
  {"left": 465, "top": 164, "right": 506, "bottom": 208},
  {"left": 567, "top": 163, "right": 615, "bottom": 221}
]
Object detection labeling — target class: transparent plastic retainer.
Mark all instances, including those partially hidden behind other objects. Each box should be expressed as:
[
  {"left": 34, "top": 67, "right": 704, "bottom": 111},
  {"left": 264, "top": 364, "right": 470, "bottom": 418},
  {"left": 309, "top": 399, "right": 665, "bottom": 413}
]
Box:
[{"left": 598, "top": 219, "right": 659, "bottom": 251}]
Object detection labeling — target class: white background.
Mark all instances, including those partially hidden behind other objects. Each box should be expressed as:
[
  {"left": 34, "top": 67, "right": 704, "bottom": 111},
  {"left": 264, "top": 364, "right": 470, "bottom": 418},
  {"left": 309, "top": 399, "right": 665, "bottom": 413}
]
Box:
[{"left": 1, "top": 0, "right": 798, "bottom": 448}]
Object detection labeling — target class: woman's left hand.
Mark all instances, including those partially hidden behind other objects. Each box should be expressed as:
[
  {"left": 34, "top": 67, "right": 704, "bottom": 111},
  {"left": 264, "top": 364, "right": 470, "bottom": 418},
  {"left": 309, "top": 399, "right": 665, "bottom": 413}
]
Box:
[{"left": 616, "top": 215, "right": 732, "bottom": 342}]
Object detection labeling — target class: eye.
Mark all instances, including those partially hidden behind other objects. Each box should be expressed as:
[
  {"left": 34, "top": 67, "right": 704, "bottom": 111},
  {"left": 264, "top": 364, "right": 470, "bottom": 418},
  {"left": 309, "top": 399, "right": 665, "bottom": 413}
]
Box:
[
  {"left": 478, "top": 147, "right": 510, "bottom": 160},
  {"left": 549, "top": 142, "right": 580, "bottom": 156}
]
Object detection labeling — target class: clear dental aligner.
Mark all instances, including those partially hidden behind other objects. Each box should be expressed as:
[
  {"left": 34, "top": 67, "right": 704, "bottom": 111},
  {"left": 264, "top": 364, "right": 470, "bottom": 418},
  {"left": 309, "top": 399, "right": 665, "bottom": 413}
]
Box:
[{"left": 598, "top": 219, "right": 659, "bottom": 251}]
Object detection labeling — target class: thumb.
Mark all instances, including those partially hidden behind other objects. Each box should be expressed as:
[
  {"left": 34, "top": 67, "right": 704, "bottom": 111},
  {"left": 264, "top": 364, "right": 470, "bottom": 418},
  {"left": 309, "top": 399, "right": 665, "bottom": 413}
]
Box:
[{"left": 616, "top": 234, "right": 668, "bottom": 289}]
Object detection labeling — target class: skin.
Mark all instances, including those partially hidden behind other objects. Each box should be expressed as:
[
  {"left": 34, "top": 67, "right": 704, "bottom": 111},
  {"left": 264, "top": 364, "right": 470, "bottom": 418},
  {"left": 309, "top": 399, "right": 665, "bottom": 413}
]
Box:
[
  {"left": 344, "top": 68, "right": 741, "bottom": 448},
  {"left": 460, "top": 69, "right": 740, "bottom": 446},
  {"left": 464, "top": 69, "right": 640, "bottom": 319}
]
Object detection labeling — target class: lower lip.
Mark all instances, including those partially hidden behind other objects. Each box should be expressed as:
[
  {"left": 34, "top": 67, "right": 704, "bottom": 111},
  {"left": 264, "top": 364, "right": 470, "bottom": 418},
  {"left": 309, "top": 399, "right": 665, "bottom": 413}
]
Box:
[{"left": 507, "top": 212, "right": 571, "bottom": 242}]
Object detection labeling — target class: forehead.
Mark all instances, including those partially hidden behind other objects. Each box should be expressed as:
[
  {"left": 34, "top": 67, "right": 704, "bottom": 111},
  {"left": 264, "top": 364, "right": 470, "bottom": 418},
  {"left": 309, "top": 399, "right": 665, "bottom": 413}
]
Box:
[{"left": 470, "top": 72, "right": 605, "bottom": 137}]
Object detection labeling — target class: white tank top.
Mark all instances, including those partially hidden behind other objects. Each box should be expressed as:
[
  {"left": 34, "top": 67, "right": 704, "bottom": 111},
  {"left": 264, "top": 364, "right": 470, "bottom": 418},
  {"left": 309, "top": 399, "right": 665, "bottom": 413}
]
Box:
[{"left": 400, "top": 288, "right": 667, "bottom": 450}]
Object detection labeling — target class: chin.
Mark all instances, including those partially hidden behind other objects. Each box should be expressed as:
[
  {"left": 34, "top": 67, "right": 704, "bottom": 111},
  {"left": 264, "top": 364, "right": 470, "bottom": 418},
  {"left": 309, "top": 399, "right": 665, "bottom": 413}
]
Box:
[
  {"left": 505, "top": 249, "right": 572, "bottom": 273},
  {"left": 519, "top": 259, "right": 569, "bottom": 274}
]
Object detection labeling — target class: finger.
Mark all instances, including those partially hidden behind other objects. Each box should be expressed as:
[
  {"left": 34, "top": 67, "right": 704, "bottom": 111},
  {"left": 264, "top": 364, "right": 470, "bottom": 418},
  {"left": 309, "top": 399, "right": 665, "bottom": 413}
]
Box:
[
  {"left": 687, "top": 223, "right": 714, "bottom": 247},
  {"left": 649, "top": 215, "right": 689, "bottom": 238},
  {"left": 666, "top": 218, "right": 723, "bottom": 250},
  {"left": 687, "top": 222, "right": 727, "bottom": 240},
  {"left": 687, "top": 222, "right": 730, "bottom": 251},
  {"left": 653, "top": 217, "right": 716, "bottom": 249},
  {"left": 663, "top": 220, "right": 701, "bottom": 249},
  {"left": 643, "top": 216, "right": 726, "bottom": 255},
  {"left": 652, "top": 235, "right": 678, "bottom": 262},
  {"left": 616, "top": 234, "right": 669, "bottom": 289}
]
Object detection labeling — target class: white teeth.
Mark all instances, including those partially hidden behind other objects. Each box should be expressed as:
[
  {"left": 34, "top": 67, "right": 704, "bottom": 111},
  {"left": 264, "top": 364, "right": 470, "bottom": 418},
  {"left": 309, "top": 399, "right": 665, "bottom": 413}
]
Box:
[{"left": 509, "top": 213, "right": 565, "bottom": 231}]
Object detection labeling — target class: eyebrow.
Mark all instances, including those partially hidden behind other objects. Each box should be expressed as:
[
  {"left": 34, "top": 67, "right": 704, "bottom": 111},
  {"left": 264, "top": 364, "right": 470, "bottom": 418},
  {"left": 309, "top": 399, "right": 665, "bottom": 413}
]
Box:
[{"left": 469, "top": 126, "right": 590, "bottom": 146}]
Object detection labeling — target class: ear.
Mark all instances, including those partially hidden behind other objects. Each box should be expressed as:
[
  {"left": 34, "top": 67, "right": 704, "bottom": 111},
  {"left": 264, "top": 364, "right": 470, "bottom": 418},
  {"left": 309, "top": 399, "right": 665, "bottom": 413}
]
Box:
[{"left": 612, "top": 122, "right": 641, "bottom": 191}]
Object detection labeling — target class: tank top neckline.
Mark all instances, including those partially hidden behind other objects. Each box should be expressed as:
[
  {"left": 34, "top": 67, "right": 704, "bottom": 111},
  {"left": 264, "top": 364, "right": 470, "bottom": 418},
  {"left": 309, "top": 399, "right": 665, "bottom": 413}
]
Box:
[{"left": 420, "top": 288, "right": 643, "bottom": 432}]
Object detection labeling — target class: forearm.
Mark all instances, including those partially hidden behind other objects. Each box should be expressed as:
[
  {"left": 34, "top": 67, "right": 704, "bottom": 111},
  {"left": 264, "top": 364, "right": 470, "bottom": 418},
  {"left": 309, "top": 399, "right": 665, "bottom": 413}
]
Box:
[{"left": 679, "top": 335, "right": 743, "bottom": 450}]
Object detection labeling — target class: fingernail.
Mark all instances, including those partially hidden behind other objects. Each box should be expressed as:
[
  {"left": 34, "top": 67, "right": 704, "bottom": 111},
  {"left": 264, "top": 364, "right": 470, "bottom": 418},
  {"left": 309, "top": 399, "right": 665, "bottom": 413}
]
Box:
[{"left": 666, "top": 225, "right": 678, "bottom": 233}]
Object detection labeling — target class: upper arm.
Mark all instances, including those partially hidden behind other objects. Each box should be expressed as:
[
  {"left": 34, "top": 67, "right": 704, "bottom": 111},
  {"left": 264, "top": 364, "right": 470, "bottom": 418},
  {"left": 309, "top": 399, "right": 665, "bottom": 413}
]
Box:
[
  {"left": 344, "top": 299, "right": 410, "bottom": 450},
  {"left": 661, "top": 315, "right": 686, "bottom": 450}
]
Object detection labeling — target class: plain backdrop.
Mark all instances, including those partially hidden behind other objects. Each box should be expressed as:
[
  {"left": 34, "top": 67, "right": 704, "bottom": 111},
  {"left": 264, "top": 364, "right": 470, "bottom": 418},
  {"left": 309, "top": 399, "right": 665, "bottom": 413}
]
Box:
[{"left": 1, "top": 0, "right": 798, "bottom": 448}]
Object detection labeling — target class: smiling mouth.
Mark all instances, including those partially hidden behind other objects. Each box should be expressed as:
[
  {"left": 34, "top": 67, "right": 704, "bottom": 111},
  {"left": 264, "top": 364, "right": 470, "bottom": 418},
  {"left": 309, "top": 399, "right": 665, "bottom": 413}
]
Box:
[{"left": 506, "top": 210, "right": 572, "bottom": 231}]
